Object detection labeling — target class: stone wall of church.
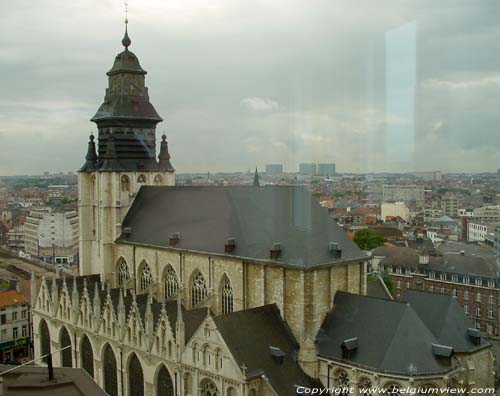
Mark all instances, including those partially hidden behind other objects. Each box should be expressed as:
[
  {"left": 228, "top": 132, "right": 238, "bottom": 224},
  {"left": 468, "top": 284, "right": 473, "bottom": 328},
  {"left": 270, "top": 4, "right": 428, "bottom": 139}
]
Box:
[
  {"left": 112, "top": 242, "right": 367, "bottom": 346},
  {"left": 32, "top": 278, "right": 245, "bottom": 396},
  {"left": 78, "top": 171, "right": 175, "bottom": 277},
  {"left": 456, "top": 348, "right": 495, "bottom": 389},
  {"left": 318, "top": 359, "right": 460, "bottom": 396}
]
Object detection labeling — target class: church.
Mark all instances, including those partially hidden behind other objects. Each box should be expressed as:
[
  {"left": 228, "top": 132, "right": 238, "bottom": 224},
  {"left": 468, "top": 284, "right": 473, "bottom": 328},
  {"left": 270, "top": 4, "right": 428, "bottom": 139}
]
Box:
[{"left": 31, "top": 23, "right": 494, "bottom": 396}]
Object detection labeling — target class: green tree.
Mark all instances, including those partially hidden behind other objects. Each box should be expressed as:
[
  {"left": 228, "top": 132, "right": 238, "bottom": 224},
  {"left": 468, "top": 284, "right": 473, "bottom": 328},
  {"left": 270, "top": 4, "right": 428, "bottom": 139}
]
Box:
[{"left": 353, "top": 229, "right": 384, "bottom": 250}]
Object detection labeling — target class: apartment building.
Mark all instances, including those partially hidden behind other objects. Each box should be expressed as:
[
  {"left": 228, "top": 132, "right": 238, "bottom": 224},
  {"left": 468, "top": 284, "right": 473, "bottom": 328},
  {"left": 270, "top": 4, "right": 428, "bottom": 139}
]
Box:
[
  {"left": 24, "top": 208, "right": 79, "bottom": 264},
  {"left": 0, "top": 290, "right": 30, "bottom": 363}
]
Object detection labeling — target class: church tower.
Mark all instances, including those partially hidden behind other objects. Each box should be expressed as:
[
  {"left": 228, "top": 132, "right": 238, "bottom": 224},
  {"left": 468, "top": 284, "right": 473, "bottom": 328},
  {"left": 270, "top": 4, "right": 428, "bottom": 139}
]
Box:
[{"left": 78, "top": 23, "right": 175, "bottom": 277}]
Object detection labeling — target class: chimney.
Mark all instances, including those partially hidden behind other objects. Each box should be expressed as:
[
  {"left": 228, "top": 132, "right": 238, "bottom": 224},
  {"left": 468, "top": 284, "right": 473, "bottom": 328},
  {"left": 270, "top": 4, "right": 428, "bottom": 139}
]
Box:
[
  {"left": 169, "top": 232, "right": 181, "bottom": 247},
  {"left": 329, "top": 242, "right": 342, "bottom": 259},
  {"left": 467, "top": 328, "right": 481, "bottom": 345},
  {"left": 341, "top": 337, "right": 358, "bottom": 359},
  {"left": 269, "top": 346, "right": 285, "bottom": 365},
  {"left": 225, "top": 238, "right": 236, "bottom": 254},
  {"left": 270, "top": 243, "right": 282, "bottom": 260}
]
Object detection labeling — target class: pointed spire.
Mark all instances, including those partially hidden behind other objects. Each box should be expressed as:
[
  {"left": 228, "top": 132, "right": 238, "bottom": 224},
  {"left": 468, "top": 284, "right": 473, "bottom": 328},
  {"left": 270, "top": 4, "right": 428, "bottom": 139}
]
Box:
[
  {"left": 100, "top": 135, "right": 123, "bottom": 172},
  {"left": 122, "top": 17, "right": 131, "bottom": 49},
  {"left": 51, "top": 276, "right": 59, "bottom": 316},
  {"left": 158, "top": 134, "right": 175, "bottom": 172},
  {"left": 79, "top": 133, "right": 98, "bottom": 172},
  {"left": 118, "top": 287, "right": 126, "bottom": 327},
  {"left": 93, "top": 282, "right": 101, "bottom": 309},
  {"left": 30, "top": 272, "right": 37, "bottom": 310},
  {"left": 145, "top": 290, "right": 153, "bottom": 337},
  {"left": 253, "top": 167, "right": 260, "bottom": 187},
  {"left": 72, "top": 276, "right": 80, "bottom": 321},
  {"left": 175, "top": 286, "right": 185, "bottom": 353},
  {"left": 93, "top": 282, "right": 102, "bottom": 328},
  {"left": 176, "top": 289, "right": 183, "bottom": 323}
]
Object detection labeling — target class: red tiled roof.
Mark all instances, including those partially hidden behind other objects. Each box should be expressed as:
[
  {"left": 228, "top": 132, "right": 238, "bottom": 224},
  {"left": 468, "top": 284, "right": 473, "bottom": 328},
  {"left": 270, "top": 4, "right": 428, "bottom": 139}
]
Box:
[{"left": 0, "top": 290, "right": 27, "bottom": 308}]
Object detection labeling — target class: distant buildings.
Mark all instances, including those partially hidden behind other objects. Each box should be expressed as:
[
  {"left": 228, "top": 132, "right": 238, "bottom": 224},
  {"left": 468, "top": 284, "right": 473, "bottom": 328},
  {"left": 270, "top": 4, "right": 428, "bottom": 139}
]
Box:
[
  {"left": 410, "top": 171, "right": 442, "bottom": 181},
  {"left": 299, "top": 162, "right": 317, "bottom": 175},
  {"left": 381, "top": 202, "right": 410, "bottom": 222},
  {"left": 440, "top": 194, "right": 461, "bottom": 218},
  {"left": 298, "top": 163, "right": 336, "bottom": 176},
  {"left": 374, "top": 245, "right": 499, "bottom": 336},
  {"left": 467, "top": 221, "right": 496, "bottom": 242},
  {"left": 6, "top": 225, "right": 24, "bottom": 251},
  {"left": 264, "top": 164, "right": 283, "bottom": 174},
  {"left": 24, "top": 208, "right": 78, "bottom": 264},
  {"left": 382, "top": 184, "right": 424, "bottom": 205},
  {"left": 317, "top": 163, "right": 336, "bottom": 177}
]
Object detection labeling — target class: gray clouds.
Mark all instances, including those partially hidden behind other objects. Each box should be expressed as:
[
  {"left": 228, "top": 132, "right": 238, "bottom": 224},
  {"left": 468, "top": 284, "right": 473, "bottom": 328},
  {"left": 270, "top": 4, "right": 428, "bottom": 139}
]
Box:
[{"left": 0, "top": 0, "right": 499, "bottom": 175}]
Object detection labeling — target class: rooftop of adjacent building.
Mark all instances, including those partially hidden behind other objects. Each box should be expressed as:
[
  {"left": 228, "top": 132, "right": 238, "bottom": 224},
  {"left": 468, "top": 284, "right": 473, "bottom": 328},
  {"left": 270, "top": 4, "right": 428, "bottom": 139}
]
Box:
[
  {"left": 0, "top": 365, "right": 106, "bottom": 396},
  {"left": 0, "top": 290, "right": 27, "bottom": 309},
  {"left": 316, "top": 289, "right": 489, "bottom": 376}
]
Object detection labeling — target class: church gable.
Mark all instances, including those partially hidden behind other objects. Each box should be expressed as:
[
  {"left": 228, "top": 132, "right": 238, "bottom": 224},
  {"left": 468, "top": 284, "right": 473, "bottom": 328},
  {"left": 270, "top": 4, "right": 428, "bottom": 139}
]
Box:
[
  {"left": 185, "top": 313, "right": 244, "bottom": 381},
  {"left": 152, "top": 303, "right": 176, "bottom": 359}
]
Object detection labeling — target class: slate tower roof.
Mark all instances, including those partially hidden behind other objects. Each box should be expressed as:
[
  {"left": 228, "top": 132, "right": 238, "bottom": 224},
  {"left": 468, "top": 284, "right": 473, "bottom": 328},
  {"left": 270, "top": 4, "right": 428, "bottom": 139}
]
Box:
[{"left": 80, "top": 23, "right": 173, "bottom": 173}]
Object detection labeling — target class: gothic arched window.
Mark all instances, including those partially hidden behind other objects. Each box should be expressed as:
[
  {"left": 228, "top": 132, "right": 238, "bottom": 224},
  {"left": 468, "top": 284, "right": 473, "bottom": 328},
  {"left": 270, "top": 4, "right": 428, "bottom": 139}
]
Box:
[
  {"left": 201, "top": 379, "right": 219, "bottom": 396},
  {"left": 137, "top": 174, "right": 146, "bottom": 184},
  {"left": 384, "top": 383, "right": 401, "bottom": 396},
  {"left": 191, "top": 270, "right": 207, "bottom": 307},
  {"left": 103, "top": 344, "right": 118, "bottom": 396},
  {"left": 128, "top": 353, "right": 144, "bottom": 396},
  {"left": 335, "top": 370, "right": 349, "bottom": 396},
  {"left": 39, "top": 319, "right": 51, "bottom": 364},
  {"left": 60, "top": 327, "right": 72, "bottom": 367},
  {"left": 121, "top": 175, "right": 131, "bottom": 192},
  {"left": 221, "top": 274, "right": 234, "bottom": 314},
  {"left": 164, "top": 265, "right": 179, "bottom": 299},
  {"left": 154, "top": 175, "right": 163, "bottom": 185},
  {"left": 80, "top": 334, "right": 94, "bottom": 378},
  {"left": 156, "top": 365, "right": 174, "bottom": 396},
  {"left": 359, "top": 378, "right": 373, "bottom": 396},
  {"left": 139, "top": 262, "right": 153, "bottom": 291},
  {"left": 117, "top": 258, "right": 130, "bottom": 288},
  {"left": 184, "top": 373, "right": 193, "bottom": 396}
]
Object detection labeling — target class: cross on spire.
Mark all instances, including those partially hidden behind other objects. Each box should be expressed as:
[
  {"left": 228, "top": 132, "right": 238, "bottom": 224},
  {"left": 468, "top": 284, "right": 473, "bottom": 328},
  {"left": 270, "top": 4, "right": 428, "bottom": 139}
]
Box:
[{"left": 124, "top": 0, "right": 129, "bottom": 24}]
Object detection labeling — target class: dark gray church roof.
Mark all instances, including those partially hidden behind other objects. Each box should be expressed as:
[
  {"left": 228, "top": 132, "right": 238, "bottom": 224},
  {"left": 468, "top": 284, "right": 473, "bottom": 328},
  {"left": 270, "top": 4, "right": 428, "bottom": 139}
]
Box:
[
  {"left": 118, "top": 186, "right": 368, "bottom": 268},
  {"left": 214, "top": 304, "right": 319, "bottom": 394},
  {"left": 316, "top": 291, "right": 470, "bottom": 376},
  {"left": 400, "top": 289, "right": 490, "bottom": 353}
]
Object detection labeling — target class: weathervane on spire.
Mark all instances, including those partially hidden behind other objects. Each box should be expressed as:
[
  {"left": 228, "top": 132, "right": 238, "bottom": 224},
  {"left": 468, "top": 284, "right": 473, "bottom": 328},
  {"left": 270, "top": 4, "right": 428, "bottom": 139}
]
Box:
[
  {"left": 124, "top": 0, "right": 129, "bottom": 24},
  {"left": 122, "top": 0, "right": 131, "bottom": 49}
]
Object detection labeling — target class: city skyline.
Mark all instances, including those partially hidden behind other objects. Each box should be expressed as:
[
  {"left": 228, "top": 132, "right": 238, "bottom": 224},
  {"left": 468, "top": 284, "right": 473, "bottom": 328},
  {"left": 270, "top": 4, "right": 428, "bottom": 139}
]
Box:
[{"left": 1, "top": 0, "right": 500, "bottom": 175}]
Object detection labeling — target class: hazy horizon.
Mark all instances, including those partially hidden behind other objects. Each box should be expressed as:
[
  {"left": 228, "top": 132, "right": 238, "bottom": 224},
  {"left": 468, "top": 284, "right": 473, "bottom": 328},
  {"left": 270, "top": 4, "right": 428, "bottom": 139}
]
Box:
[{"left": 1, "top": 1, "right": 500, "bottom": 175}]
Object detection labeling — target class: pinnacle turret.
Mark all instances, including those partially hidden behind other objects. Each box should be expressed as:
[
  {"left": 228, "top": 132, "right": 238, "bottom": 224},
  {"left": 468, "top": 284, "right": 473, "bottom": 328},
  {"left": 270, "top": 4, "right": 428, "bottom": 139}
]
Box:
[
  {"left": 78, "top": 134, "right": 98, "bottom": 172},
  {"left": 158, "top": 134, "right": 175, "bottom": 172}
]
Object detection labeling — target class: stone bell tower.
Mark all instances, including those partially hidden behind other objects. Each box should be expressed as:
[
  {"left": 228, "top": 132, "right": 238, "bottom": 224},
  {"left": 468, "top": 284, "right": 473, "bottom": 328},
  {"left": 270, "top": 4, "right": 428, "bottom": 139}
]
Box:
[{"left": 78, "top": 22, "right": 175, "bottom": 277}]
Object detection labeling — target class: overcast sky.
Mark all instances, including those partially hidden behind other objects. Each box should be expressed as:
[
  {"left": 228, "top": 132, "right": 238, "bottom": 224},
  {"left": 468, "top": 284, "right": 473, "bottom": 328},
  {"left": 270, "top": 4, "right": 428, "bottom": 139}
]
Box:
[{"left": 1, "top": 0, "right": 500, "bottom": 175}]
